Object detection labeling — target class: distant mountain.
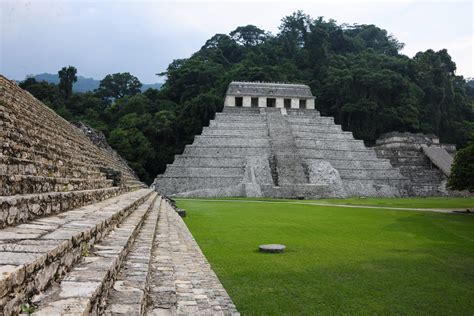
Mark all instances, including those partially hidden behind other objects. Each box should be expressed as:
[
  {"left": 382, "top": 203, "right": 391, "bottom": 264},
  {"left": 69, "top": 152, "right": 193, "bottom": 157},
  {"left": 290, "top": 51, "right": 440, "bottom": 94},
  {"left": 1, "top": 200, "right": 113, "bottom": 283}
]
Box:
[{"left": 23, "top": 73, "right": 162, "bottom": 93}]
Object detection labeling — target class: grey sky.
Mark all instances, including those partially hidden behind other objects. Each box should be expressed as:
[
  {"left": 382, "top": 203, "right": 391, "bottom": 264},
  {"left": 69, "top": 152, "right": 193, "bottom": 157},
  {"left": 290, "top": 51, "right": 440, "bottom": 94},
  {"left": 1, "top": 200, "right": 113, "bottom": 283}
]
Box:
[{"left": 1, "top": 0, "right": 472, "bottom": 84}]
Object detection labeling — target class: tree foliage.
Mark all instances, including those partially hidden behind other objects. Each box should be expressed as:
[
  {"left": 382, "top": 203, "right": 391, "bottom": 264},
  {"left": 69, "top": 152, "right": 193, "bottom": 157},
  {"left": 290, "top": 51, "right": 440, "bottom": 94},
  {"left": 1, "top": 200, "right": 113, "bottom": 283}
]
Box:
[
  {"left": 448, "top": 142, "right": 474, "bottom": 192},
  {"left": 58, "top": 66, "right": 77, "bottom": 100},
  {"left": 97, "top": 72, "right": 142, "bottom": 100},
  {"left": 20, "top": 11, "right": 473, "bottom": 184}
]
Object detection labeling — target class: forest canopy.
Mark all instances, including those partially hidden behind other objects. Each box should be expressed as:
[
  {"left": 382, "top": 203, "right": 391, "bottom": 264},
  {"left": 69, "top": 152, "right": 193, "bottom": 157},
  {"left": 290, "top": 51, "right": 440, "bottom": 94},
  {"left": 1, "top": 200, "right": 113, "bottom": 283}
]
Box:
[{"left": 19, "top": 11, "right": 474, "bottom": 184}]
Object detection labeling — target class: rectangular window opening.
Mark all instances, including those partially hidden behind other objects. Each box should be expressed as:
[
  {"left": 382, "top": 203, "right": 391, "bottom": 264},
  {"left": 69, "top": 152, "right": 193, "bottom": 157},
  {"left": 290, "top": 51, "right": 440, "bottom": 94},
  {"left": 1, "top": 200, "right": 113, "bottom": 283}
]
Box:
[
  {"left": 299, "top": 99, "right": 307, "bottom": 109},
  {"left": 235, "top": 97, "right": 243, "bottom": 107},
  {"left": 251, "top": 97, "right": 259, "bottom": 108},
  {"left": 267, "top": 98, "right": 276, "bottom": 108}
]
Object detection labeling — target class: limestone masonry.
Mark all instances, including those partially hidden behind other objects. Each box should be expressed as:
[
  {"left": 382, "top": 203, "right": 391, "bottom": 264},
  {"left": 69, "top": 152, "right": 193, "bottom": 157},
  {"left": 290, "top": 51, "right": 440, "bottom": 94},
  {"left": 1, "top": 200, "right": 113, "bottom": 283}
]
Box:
[
  {"left": 0, "top": 76, "right": 238, "bottom": 315},
  {"left": 154, "top": 82, "right": 457, "bottom": 198}
]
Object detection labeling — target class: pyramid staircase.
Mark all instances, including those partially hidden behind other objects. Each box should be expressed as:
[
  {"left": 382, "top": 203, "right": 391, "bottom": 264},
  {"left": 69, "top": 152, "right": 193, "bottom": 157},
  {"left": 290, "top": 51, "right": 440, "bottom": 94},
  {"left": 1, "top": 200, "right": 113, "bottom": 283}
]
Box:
[
  {"left": 154, "top": 107, "right": 407, "bottom": 198},
  {"left": 0, "top": 76, "right": 238, "bottom": 315}
]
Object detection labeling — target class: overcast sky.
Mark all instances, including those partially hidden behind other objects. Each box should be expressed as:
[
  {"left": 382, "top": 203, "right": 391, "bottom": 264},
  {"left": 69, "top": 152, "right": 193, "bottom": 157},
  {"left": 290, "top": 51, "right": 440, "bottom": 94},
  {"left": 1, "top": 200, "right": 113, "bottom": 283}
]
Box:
[{"left": 1, "top": 0, "right": 472, "bottom": 83}]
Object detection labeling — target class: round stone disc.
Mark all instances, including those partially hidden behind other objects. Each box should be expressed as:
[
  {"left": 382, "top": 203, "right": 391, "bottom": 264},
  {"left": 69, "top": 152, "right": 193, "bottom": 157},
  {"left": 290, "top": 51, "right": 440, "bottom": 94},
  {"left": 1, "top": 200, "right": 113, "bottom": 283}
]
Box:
[{"left": 259, "top": 244, "right": 286, "bottom": 253}]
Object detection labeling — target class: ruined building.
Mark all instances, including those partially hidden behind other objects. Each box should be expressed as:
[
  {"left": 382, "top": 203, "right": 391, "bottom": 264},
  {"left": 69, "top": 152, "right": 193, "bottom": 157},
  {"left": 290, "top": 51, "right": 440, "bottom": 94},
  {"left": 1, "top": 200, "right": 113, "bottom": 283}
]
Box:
[
  {"left": 154, "top": 81, "right": 457, "bottom": 198},
  {"left": 0, "top": 76, "right": 238, "bottom": 315}
]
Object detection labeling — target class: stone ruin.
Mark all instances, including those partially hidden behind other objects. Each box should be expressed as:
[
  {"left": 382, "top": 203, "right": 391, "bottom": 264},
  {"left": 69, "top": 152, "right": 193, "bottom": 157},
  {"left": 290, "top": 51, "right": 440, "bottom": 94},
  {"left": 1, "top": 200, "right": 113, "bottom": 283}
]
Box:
[
  {"left": 0, "top": 75, "right": 464, "bottom": 314},
  {"left": 374, "top": 132, "right": 457, "bottom": 196},
  {"left": 0, "top": 76, "right": 238, "bottom": 315},
  {"left": 153, "top": 81, "right": 460, "bottom": 198}
]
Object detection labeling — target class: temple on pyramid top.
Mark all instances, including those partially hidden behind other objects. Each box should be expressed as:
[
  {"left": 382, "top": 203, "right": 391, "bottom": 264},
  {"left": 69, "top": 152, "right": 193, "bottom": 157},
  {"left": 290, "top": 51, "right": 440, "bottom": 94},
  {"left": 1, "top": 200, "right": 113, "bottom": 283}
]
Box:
[{"left": 224, "top": 81, "right": 316, "bottom": 109}]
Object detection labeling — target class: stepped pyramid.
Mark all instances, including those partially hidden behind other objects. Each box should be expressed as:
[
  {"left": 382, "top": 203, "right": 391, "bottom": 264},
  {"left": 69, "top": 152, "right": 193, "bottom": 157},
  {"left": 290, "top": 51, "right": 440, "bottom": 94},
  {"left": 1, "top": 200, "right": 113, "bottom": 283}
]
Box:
[
  {"left": 0, "top": 76, "right": 238, "bottom": 315},
  {"left": 154, "top": 82, "right": 408, "bottom": 198}
]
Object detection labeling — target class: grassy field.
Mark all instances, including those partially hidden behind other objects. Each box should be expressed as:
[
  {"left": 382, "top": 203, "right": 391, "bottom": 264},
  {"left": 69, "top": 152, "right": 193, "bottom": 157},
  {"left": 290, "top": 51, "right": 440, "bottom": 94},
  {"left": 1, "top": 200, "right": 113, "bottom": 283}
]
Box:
[{"left": 177, "top": 197, "right": 474, "bottom": 315}]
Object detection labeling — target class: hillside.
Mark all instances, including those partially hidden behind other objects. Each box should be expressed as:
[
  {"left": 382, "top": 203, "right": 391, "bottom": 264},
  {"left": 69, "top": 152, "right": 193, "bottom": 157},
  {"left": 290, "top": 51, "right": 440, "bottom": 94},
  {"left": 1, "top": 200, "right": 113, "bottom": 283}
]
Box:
[{"left": 24, "top": 73, "right": 162, "bottom": 92}]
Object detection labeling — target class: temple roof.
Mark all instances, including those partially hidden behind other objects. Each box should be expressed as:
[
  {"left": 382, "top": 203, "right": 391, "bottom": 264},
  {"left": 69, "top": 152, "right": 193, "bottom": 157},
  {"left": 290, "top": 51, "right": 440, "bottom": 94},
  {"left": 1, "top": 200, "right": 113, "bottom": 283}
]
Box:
[{"left": 226, "top": 81, "right": 315, "bottom": 98}]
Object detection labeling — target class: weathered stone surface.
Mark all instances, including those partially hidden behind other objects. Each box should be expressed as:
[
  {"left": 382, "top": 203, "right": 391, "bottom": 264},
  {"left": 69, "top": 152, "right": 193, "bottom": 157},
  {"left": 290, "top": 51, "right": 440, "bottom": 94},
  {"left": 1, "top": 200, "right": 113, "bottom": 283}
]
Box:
[
  {"left": 32, "top": 193, "right": 157, "bottom": 315},
  {"left": 147, "top": 199, "right": 239, "bottom": 315},
  {"left": 307, "top": 161, "right": 345, "bottom": 198},
  {"left": 0, "top": 189, "right": 153, "bottom": 314}
]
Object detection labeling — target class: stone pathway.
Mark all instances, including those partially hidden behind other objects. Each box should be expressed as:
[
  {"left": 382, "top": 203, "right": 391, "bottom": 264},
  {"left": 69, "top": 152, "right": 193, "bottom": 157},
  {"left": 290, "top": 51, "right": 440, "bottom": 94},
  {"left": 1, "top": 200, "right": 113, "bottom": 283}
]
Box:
[{"left": 147, "top": 201, "right": 239, "bottom": 315}]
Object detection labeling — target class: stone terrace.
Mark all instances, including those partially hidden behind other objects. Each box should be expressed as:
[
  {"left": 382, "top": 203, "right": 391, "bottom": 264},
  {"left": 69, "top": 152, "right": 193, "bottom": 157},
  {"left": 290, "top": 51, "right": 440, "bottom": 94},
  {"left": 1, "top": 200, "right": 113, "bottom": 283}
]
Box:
[{"left": 0, "top": 77, "right": 238, "bottom": 315}]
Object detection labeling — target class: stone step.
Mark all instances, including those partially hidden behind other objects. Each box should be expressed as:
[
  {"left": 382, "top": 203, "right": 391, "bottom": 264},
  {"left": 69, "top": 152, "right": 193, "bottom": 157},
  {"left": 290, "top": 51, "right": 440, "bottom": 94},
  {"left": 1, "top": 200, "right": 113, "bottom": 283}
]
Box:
[
  {"left": 3, "top": 139, "right": 137, "bottom": 182},
  {"left": 286, "top": 109, "right": 321, "bottom": 116},
  {"left": 2, "top": 135, "right": 85, "bottom": 167},
  {"left": 146, "top": 199, "right": 239, "bottom": 314},
  {"left": 209, "top": 121, "right": 267, "bottom": 129},
  {"left": 202, "top": 127, "right": 268, "bottom": 137},
  {"left": 215, "top": 113, "right": 264, "bottom": 120},
  {"left": 154, "top": 176, "right": 242, "bottom": 196},
  {"left": 193, "top": 135, "right": 270, "bottom": 147},
  {"left": 0, "top": 188, "right": 153, "bottom": 315},
  {"left": 304, "top": 158, "right": 393, "bottom": 169},
  {"left": 183, "top": 145, "right": 271, "bottom": 157},
  {"left": 1, "top": 79, "right": 140, "bottom": 184},
  {"left": 171, "top": 156, "right": 245, "bottom": 168},
  {"left": 285, "top": 116, "right": 335, "bottom": 124},
  {"left": 1, "top": 125, "right": 93, "bottom": 158},
  {"left": 215, "top": 113, "right": 265, "bottom": 120},
  {"left": 222, "top": 107, "right": 261, "bottom": 114},
  {"left": 341, "top": 179, "right": 404, "bottom": 197},
  {"left": 164, "top": 166, "right": 244, "bottom": 177},
  {"left": 2, "top": 101, "right": 86, "bottom": 146},
  {"left": 402, "top": 169, "right": 445, "bottom": 182},
  {"left": 30, "top": 193, "right": 159, "bottom": 315},
  {"left": 0, "top": 186, "right": 127, "bottom": 228},
  {"left": 299, "top": 148, "right": 378, "bottom": 160},
  {"left": 337, "top": 168, "right": 405, "bottom": 180},
  {"left": 0, "top": 174, "right": 113, "bottom": 196},
  {"left": 103, "top": 197, "right": 161, "bottom": 315},
  {"left": 214, "top": 118, "right": 266, "bottom": 124},
  {"left": 290, "top": 124, "right": 342, "bottom": 132},
  {"left": 2, "top": 113, "right": 138, "bottom": 181},
  {"left": 375, "top": 148, "right": 425, "bottom": 158},
  {"left": 0, "top": 156, "right": 106, "bottom": 180},
  {"left": 292, "top": 131, "right": 354, "bottom": 140},
  {"left": 384, "top": 156, "right": 429, "bottom": 167},
  {"left": 398, "top": 165, "right": 439, "bottom": 172},
  {"left": 407, "top": 184, "right": 447, "bottom": 196},
  {"left": 295, "top": 138, "right": 367, "bottom": 151},
  {"left": 2, "top": 113, "right": 109, "bottom": 163}
]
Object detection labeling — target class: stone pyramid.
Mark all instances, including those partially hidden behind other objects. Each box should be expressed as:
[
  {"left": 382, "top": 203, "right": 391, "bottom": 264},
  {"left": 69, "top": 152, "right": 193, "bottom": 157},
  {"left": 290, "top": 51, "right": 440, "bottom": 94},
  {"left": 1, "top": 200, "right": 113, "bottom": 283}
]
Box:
[
  {"left": 0, "top": 76, "right": 237, "bottom": 314},
  {"left": 154, "top": 83, "right": 408, "bottom": 198}
]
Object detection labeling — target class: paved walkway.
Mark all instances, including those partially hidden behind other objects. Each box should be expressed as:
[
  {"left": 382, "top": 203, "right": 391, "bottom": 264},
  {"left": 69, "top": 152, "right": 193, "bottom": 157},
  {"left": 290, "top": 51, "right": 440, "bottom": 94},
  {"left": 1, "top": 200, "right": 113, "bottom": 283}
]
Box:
[
  {"left": 147, "top": 200, "right": 239, "bottom": 315},
  {"left": 174, "top": 199, "right": 473, "bottom": 214}
]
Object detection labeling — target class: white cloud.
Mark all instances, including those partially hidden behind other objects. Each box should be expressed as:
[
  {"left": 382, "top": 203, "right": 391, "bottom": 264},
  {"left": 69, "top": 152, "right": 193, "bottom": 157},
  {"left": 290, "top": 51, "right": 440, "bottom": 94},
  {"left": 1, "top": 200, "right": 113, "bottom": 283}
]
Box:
[{"left": 1, "top": 0, "right": 472, "bottom": 81}]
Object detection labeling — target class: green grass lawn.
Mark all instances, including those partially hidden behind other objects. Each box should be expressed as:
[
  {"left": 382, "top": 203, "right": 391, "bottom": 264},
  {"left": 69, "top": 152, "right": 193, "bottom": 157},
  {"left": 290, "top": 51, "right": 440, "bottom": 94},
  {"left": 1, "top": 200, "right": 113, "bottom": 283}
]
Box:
[{"left": 177, "top": 198, "right": 474, "bottom": 315}]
